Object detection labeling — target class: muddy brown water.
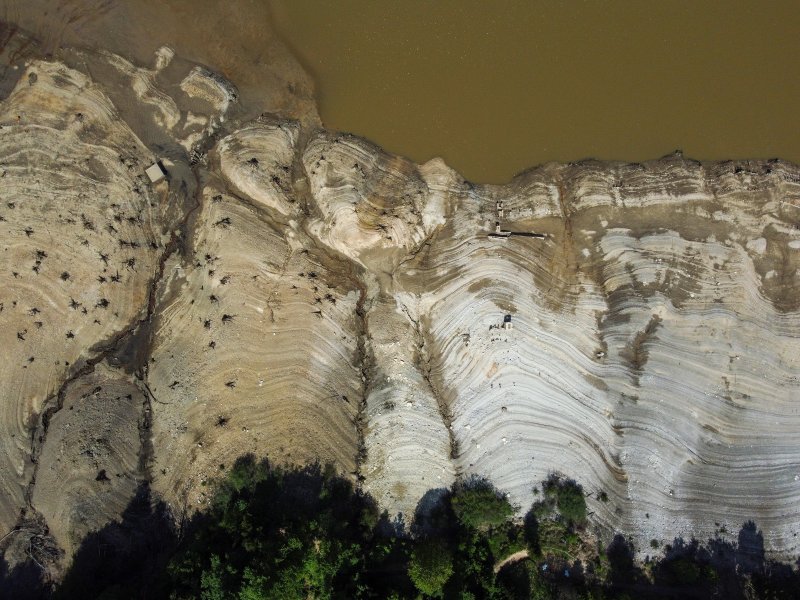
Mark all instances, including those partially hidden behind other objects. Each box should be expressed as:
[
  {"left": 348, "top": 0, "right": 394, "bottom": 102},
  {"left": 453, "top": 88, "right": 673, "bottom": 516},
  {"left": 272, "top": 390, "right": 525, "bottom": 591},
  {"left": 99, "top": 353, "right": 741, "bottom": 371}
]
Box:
[
  {"left": 3, "top": 0, "right": 799, "bottom": 183},
  {"left": 270, "top": 0, "right": 800, "bottom": 183},
  {"left": 0, "top": 0, "right": 318, "bottom": 125}
]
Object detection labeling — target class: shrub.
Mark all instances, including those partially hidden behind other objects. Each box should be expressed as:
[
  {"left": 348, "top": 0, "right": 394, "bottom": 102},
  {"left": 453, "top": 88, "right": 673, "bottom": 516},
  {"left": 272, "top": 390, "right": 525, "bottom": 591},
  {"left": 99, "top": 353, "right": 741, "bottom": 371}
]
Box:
[
  {"left": 544, "top": 478, "right": 586, "bottom": 525},
  {"left": 451, "top": 479, "right": 514, "bottom": 529},
  {"left": 409, "top": 539, "right": 453, "bottom": 596},
  {"left": 557, "top": 484, "right": 586, "bottom": 524},
  {"left": 486, "top": 521, "right": 525, "bottom": 559},
  {"left": 530, "top": 498, "right": 556, "bottom": 519}
]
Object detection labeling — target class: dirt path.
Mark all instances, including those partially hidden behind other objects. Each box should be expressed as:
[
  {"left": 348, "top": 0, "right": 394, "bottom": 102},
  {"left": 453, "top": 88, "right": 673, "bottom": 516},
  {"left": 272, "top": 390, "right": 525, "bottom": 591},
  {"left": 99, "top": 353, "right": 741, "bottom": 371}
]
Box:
[{"left": 493, "top": 549, "right": 529, "bottom": 573}]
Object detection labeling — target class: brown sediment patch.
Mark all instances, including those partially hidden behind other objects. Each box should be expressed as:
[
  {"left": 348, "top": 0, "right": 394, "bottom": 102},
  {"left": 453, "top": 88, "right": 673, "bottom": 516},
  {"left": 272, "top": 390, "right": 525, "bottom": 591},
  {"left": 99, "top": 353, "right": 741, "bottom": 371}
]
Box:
[
  {"left": 621, "top": 314, "right": 662, "bottom": 385},
  {"left": 747, "top": 225, "right": 800, "bottom": 313},
  {"left": 467, "top": 278, "right": 492, "bottom": 294},
  {"left": 580, "top": 433, "right": 628, "bottom": 484},
  {"left": 584, "top": 373, "right": 610, "bottom": 392},
  {"left": 4, "top": 0, "right": 319, "bottom": 126},
  {"left": 492, "top": 298, "right": 518, "bottom": 314}
]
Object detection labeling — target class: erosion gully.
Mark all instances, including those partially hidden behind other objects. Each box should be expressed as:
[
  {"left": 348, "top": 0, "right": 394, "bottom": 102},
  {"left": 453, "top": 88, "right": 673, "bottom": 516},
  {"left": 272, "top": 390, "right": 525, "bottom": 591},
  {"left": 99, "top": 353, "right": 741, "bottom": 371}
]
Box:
[{"left": 20, "top": 151, "right": 206, "bottom": 532}]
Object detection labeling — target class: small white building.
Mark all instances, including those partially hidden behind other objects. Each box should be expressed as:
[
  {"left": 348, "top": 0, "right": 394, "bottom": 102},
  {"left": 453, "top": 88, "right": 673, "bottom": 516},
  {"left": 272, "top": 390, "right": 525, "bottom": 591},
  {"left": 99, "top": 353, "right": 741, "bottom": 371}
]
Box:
[{"left": 145, "top": 161, "right": 167, "bottom": 184}]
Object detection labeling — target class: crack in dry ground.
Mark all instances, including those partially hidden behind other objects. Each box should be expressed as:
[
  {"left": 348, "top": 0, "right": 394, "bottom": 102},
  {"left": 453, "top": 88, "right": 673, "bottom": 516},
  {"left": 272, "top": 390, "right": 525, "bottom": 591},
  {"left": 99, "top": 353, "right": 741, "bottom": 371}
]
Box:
[
  {"left": 398, "top": 300, "right": 458, "bottom": 463},
  {"left": 20, "top": 158, "right": 204, "bottom": 530}
]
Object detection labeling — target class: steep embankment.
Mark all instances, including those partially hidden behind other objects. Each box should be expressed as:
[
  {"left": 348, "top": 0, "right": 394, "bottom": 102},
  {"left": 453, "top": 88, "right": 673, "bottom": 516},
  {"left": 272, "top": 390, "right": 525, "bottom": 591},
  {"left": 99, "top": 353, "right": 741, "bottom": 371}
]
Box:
[
  {"left": 0, "top": 44, "right": 799, "bottom": 578},
  {"left": 404, "top": 158, "right": 800, "bottom": 553}
]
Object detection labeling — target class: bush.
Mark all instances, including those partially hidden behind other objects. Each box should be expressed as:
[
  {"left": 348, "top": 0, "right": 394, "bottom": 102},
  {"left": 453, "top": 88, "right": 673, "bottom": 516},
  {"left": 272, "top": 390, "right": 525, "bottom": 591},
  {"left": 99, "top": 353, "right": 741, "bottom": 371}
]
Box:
[
  {"left": 166, "top": 456, "right": 392, "bottom": 599},
  {"left": 543, "top": 477, "right": 586, "bottom": 525},
  {"left": 409, "top": 539, "right": 453, "bottom": 596},
  {"left": 451, "top": 479, "right": 514, "bottom": 529},
  {"left": 530, "top": 498, "right": 556, "bottom": 520},
  {"left": 665, "top": 557, "right": 701, "bottom": 585},
  {"left": 486, "top": 521, "right": 526, "bottom": 559},
  {"left": 557, "top": 484, "right": 586, "bottom": 524}
]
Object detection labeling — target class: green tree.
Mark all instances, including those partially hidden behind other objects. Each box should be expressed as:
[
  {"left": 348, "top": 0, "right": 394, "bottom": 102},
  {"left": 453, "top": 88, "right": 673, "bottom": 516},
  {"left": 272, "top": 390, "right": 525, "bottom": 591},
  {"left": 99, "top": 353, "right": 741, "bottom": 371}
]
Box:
[
  {"left": 451, "top": 479, "right": 514, "bottom": 529},
  {"left": 166, "top": 456, "right": 395, "bottom": 599},
  {"left": 556, "top": 481, "right": 586, "bottom": 525},
  {"left": 409, "top": 539, "right": 453, "bottom": 596},
  {"left": 543, "top": 477, "right": 586, "bottom": 525},
  {"left": 199, "top": 555, "right": 225, "bottom": 600}
]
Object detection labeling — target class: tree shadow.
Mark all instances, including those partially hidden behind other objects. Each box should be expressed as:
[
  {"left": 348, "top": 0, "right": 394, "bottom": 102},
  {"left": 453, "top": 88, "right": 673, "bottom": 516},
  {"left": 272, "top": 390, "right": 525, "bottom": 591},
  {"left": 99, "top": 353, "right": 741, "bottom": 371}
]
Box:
[
  {"left": 6, "top": 459, "right": 800, "bottom": 600},
  {"left": 522, "top": 509, "right": 540, "bottom": 556},
  {"left": 606, "top": 533, "right": 646, "bottom": 586},
  {"left": 0, "top": 552, "right": 52, "bottom": 600},
  {"left": 0, "top": 484, "right": 174, "bottom": 600},
  {"left": 623, "top": 521, "right": 800, "bottom": 600},
  {"left": 496, "top": 558, "right": 530, "bottom": 600},
  {"left": 736, "top": 519, "right": 765, "bottom": 575},
  {"left": 411, "top": 487, "right": 451, "bottom": 537},
  {"left": 0, "top": 513, "right": 63, "bottom": 600},
  {"left": 53, "top": 483, "right": 177, "bottom": 599},
  {"left": 1, "top": 455, "right": 418, "bottom": 599}
]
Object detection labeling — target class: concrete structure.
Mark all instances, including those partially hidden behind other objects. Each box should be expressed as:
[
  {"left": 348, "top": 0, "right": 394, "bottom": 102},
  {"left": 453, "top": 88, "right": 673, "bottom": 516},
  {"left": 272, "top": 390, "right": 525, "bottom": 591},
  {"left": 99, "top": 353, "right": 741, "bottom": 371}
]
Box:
[
  {"left": 145, "top": 161, "right": 167, "bottom": 183},
  {"left": 510, "top": 231, "right": 546, "bottom": 239},
  {"left": 489, "top": 220, "right": 511, "bottom": 240}
]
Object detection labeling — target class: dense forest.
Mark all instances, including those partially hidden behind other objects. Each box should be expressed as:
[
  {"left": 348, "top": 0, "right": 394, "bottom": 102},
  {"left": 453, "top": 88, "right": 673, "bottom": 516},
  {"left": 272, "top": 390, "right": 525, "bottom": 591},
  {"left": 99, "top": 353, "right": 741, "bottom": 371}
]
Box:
[{"left": 3, "top": 455, "right": 799, "bottom": 599}]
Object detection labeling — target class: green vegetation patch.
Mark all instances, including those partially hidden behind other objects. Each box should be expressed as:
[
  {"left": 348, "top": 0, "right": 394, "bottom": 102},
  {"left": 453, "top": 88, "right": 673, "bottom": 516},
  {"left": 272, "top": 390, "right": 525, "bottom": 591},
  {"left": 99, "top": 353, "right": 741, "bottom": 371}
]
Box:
[
  {"left": 451, "top": 478, "right": 514, "bottom": 530},
  {"left": 543, "top": 475, "right": 587, "bottom": 525},
  {"left": 22, "top": 460, "right": 800, "bottom": 600},
  {"left": 408, "top": 539, "right": 453, "bottom": 596}
]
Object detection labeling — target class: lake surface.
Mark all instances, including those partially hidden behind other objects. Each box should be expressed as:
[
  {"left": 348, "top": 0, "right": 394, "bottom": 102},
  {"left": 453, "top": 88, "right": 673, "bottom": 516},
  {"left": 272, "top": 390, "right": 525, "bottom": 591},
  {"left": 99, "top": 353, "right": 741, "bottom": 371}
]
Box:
[{"left": 270, "top": 0, "right": 800, "bottom": 183}]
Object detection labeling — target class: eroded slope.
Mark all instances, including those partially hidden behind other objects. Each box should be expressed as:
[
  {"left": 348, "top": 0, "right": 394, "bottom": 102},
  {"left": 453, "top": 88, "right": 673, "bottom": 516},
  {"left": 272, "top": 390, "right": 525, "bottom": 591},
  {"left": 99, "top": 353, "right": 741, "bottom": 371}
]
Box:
[
  {"left": 147, "top": 179, "right": 363, "bottom": 510},
  {"left": 1, "top": 50, "right": 799, "bottom": 578},
  {"left": 0, "top": 60, "right": 167, "bottom": 533},
  {"left": 402, "top": 157, "right": 800, "bottom": 553}
]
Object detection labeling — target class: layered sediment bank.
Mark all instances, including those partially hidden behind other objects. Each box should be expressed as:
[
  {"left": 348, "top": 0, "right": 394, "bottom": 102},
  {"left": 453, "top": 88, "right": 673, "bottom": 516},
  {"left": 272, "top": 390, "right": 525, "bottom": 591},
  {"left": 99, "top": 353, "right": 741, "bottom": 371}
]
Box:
[{"left": 0, "top": 22, "right": 798, "bottom": 581}]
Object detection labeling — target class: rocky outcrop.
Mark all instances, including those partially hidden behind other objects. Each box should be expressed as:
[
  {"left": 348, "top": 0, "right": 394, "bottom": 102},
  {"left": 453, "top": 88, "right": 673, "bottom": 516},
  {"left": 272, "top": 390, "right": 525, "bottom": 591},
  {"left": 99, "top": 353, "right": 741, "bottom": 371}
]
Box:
[{"left": 1, "top": 46, "right": 799, "bottom": 576}]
